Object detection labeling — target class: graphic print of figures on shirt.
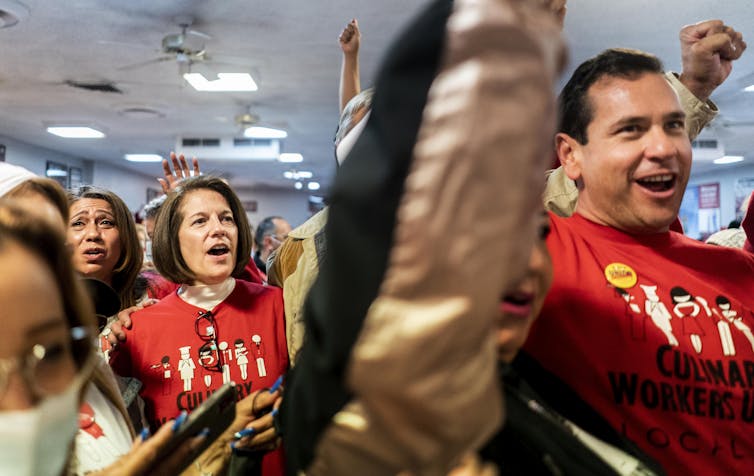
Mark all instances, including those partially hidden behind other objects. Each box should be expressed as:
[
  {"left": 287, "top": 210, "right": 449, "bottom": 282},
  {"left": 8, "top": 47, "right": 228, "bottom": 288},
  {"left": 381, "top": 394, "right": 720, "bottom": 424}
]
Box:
[
  {"left": 219, "top": 341, "right": 233, "bottom": 384},
  {"left": 670, "top": 286, "right": 709, "bottom": 354},
  {"left": 234, "top": 339, "right": 249, "bottom": 380},
  {"left": 150, "top": 355, "right": 173, "bottom": 396},
  {"left": 178, "top": 346, "right": 196, "bottom": 392},
  {"left": 198, "top": 342, "right": 217, "bottom": 388},
  {"left": 615, "top": 287, "right": 645, "bottom": 341},
  {"left": 638, "top": 284, "right": 679, "bottom": 347},
  {"left": 252, "top": 334, "right": 267, "bottom": 377},
  {"left": 713, "top": 295, "right": 754, "bottom": 356}
]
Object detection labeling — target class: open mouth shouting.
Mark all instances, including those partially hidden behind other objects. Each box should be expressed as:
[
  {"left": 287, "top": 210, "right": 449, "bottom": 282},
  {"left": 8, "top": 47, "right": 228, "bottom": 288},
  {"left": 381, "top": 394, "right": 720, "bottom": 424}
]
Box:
[
  {"left": 83, "top": 247, "right": 106, "bottom": 261},
  {"left": 635, "top": 173, "right": 677, "bottom": 194},
  {"left": 207, "top": 243, "right": 231, "bottom": 258}
]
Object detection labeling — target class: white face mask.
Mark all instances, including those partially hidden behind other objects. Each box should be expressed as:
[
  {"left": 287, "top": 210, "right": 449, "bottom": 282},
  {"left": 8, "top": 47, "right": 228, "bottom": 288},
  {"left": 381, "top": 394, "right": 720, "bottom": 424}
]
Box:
[
  {"left": 0, "top": 380, "right": 80, "bottom": 476},
  {"left": 335, "top": 109, "right": 371, "bottom": 166}
]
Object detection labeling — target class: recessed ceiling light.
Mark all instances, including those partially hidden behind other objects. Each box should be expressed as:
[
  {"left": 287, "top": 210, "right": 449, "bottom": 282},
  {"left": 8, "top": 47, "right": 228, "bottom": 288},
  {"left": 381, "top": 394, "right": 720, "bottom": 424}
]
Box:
[
  {"left": 46, "top": 126, "right": 105, "bottom": 138},
  {"left": 245, "top": 127, "right": 287, "bottom": 139},
  {"left": 713, "top": 155, "right": 744, "bottom": 165},
  {"left": 183, "top": 73, "right": 258, "bottom": 92},
  {"left": 294, "top": 181, "right": 303, "bottom": 190},
  {"left": 278, "top": 153, "right": 303, "bottom": 163},
  {"left": 125, "top": 154, "right": 163, "bottom": 162},
  {"left": 297, "top": 171, "right": 313, "bottom": 179},
  {"left": 283, "top": 171, "right": 294, "bottom": 179},
  {"left": 307, "top": 181, "right": 321, "bottom": 191}
]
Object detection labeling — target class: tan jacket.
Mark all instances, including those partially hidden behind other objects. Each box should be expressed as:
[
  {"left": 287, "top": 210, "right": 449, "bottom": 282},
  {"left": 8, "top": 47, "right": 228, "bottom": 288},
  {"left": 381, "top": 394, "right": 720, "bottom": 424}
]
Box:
[
  {"left": 543, "top": 71, "right": 718, "bottom": 217},
  {"left": 267, "top": 208, "right": 329, "bottom": 363},
  {"left": 309, "top": 0, "right": 565, "bottom": 474}
]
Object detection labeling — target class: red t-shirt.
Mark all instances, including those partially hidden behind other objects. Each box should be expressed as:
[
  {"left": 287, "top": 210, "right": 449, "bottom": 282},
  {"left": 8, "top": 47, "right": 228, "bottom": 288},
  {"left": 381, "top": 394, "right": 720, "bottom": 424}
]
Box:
[
  {"left": 524, "top": 212, "right": 754, "bottom": 475},
  {"left": 111, "top": 279, "right": 287, "bottom": 474}
]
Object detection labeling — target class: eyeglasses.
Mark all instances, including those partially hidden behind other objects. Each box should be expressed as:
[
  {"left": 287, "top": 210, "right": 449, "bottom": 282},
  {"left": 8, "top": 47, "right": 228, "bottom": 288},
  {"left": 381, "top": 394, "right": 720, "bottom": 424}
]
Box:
[
  {"left": 195, "top": 311, "right": 224, "bottom": 372},
  {"left": 0, "top": 326, "right": 93, "bottom": 399}
]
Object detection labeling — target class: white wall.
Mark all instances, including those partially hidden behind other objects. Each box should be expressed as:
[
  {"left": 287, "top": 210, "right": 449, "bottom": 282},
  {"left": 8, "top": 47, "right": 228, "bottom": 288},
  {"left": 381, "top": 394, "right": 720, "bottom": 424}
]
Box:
[
  {"left": 235, "top": 188, "right": 315, "bottom": 230},
  {"left": 689, "top": 164, "right": 754, "bottom": 228},
  {"left": 92, "top": 161, "right": 159, "bottom": 212},
  {"left": 1, "top": 135, "right": 92, "bottom": 179},
  {"left": 1, "top": 135, "right": 164, "bottom": 212}
]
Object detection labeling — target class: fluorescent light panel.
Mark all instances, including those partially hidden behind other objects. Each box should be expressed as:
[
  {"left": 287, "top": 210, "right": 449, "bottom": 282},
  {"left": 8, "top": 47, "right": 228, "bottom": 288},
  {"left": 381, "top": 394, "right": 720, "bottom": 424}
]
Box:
[
  {"left": 278, "top": 153, "right": 303, "bottom": 163},
  {"left": 713, "top": 155, "right": 744, "bottom": 165},
  {"left": 283, "top": 170, "right": 313, "bottom": 180},
  {"left": 245, "top": 127, "right": 287, "bottom": 139},
  {"left": 183, "top": 73, "right": 258, "bottom": 92},
  {"left": 745, "top": 85, "right": 754, "bottom": 92},
  {"left": 125, "top": 154, "right": 163, "bottom": 162},
  {"left": 307, "top": 181, "right": 320, "bottom": 191},
  {"left": 47, "top": 126, "right": 104, "bottom": 138}
]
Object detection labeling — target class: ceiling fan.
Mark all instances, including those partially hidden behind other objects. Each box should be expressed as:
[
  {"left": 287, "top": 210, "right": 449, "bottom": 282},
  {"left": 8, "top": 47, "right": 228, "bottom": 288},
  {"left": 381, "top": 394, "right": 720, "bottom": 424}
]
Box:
[{"left": 116, "top": 16, "right": 214, "bottom": 73}]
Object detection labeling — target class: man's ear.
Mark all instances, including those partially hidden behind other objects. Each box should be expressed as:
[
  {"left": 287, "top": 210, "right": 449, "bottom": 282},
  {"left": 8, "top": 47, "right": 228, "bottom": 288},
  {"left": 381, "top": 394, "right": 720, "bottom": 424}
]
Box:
[
  {"left": 263, "top": 235, "right": 274, "bottom": 250},
  {"left": 555, "top": 132, "right": 583, "bottom": 182}
]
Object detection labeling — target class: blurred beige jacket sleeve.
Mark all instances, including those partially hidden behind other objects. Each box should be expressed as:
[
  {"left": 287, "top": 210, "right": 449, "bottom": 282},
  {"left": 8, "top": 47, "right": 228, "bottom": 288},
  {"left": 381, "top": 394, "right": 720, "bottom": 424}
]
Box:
[
  {"left": 308, "top": 0, "right": 564, "bottom": 474},
  {"left": 544, "top": 71, "right": 718, "bottom": 217}
]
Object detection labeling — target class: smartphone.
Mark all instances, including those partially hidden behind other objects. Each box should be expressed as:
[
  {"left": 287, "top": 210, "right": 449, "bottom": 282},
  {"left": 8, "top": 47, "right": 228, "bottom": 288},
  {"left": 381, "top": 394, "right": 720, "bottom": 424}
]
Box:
[{"left": 151, "top": 382, "right": 238, "bottom": 472}]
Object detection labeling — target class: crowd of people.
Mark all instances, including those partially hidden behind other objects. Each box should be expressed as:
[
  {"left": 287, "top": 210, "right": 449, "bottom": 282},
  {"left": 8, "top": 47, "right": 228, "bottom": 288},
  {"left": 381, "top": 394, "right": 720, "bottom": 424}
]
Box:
[{"left": 0, "top": 0, "right": 752, "bottom": 475}]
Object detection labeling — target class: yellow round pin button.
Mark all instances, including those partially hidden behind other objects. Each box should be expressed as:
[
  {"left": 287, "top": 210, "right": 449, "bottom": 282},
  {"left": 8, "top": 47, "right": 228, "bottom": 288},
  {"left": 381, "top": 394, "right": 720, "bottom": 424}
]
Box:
[{"left": 604, "top": 262, "right": 637, "bottom": 289}]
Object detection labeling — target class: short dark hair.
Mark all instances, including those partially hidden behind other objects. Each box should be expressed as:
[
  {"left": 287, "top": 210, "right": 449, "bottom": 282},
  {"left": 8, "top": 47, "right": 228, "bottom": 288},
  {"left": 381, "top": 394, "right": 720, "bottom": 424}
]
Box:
[
  {"left": 68, "top": 185, "right": 142, "bottom": 310},
  {"left": 153, "top": 176, "right": 252, "bottom": 284},
  {"left": 254, "top": 216, "right": 283, "bottom": 249},
  {"left": 559, "top": 48, "right": 664, "bottom": 144}
]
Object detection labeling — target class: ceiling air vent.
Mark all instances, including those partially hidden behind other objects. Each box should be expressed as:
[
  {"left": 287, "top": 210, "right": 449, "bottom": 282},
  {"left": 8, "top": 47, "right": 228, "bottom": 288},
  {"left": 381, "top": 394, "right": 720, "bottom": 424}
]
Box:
[
  {"left": 178, "top": 136, "right": 280, "bottom": 161},
  {"left": 65, "top": 80, "right": 123, "bottom": 94},
  {"left": 0, "top": 0, "right": 29, "bottom": 29},
  {"left": 118, "top": 107, "right": 165, "bottom": 119},
  {"left": 182, "top": 138, "right": 221, "bottom": 147},
  {"left": 691, "top": 138, "right": 724, "bottom": 161},
  {"left": 691, "top": 139, "right": 718, "bottom": 149},
  {"left": 233, "top": 138, "right": 273, "bottom": 147}
]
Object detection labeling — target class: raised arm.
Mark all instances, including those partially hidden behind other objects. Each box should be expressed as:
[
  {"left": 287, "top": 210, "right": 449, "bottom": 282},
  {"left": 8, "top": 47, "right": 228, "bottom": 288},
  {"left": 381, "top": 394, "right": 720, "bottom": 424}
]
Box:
[
  {"left": 339, "top": 19, "right": 361, "bottom": 113},
  {"left": 157, "top": 152, "right": 201, "bottom": 194},
  {"left": 679, "top": 20, "right": 746, "bottom": 103}
]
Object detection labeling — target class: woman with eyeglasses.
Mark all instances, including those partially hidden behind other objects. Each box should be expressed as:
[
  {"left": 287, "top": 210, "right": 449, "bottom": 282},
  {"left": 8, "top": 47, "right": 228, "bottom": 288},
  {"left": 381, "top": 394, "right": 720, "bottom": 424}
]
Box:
[
  {"left": 0, "top": 200, "right": 204, "bottom": 475},
  {"left": 111, "top": 175, "right": 288, "bottom": 476}
]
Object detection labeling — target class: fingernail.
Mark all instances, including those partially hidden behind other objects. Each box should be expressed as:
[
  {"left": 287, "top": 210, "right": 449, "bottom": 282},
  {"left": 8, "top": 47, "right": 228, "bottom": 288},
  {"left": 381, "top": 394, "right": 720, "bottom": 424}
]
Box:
[
  {"left": 271, "top": 408, "right": 279, "bottom": 417},
  {"left": 172, "top": 411, "right": 187, "bottom": 432},
  {"left": 269, "top": 375, "right": 283, "bottom": 393},
  {"left": 234, "top": 428, "right": 256, "bottom": 439},
  {"left": 140, "top": 427, "right": 151, "bottom": 441},
  {"left": 198, "top": 427, "right": 210, "bottom": 438}
]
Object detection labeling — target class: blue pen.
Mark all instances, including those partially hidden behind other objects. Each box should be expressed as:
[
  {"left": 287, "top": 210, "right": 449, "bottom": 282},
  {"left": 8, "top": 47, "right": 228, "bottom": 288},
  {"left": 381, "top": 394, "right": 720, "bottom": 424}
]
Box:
[{"left": 269, "top": 375, "right": 284, "bottom": 393}]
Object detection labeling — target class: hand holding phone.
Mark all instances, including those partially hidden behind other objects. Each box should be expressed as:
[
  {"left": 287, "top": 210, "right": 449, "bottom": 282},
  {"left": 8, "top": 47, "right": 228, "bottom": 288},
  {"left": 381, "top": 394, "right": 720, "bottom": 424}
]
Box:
[
  {"left": 231, "top": 384, "right": 284, "bottom": 453},
  {"left": 149, "top": 382, "right": 238, "bottom": 473}
]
